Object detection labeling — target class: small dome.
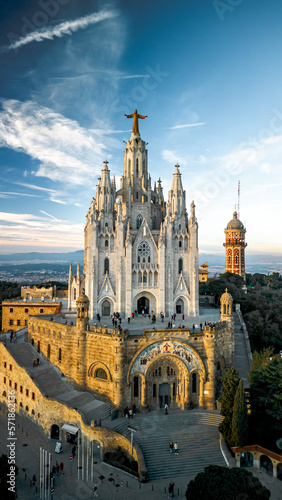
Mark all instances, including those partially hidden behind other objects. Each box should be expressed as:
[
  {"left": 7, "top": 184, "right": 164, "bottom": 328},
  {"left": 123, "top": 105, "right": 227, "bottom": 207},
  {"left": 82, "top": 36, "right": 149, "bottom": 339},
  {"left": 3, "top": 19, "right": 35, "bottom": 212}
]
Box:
[
  {"left": 227, "top": 211, "right": 244, "bottom": 230},
  {"left": 76, "top": 292, "right": 89, "bottom": 304},
  {"left": 221, "top": 288, "right": 233, "bottom": 303}
]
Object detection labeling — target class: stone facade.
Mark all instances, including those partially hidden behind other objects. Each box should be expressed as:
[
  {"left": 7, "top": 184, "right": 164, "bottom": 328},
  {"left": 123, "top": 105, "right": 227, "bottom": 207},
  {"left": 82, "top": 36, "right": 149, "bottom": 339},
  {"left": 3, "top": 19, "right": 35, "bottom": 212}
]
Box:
[
  {"left": 223, "top": 211, "right": 247, "bottom": 279},
  {"left": 1, "top": 300, "right": 61, "bottom": 333},
  {"left": 68, "top": 117, "right": 199, "bottom": 319},
  {"left": 28, "top": 292, "right": 234, "bottom": 412}
]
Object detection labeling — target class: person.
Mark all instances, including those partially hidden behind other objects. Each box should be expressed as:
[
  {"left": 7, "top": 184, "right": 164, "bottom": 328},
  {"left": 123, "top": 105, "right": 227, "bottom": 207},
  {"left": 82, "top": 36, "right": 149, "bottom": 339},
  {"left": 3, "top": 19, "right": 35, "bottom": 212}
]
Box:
[
  {"left": 60, "top": 462, "right": 64, "bottom": 474},
  {"left": 124, "top": 407, "right": 129, "bottom": 418},
  {"left": 182, "top": 313, "right": 185, "bottom": 320},
  {"left": 165, "top": 403, "right": 169, "bottom": 415},
  {"left": 37, "top": 357, "right": 40, "bottom": 365},
  {"left": 13, "top": 332, "right": 17, "bottom": 343},
  {"left": 72, "top": 445, "right": 76, "bottom": 456},
  {"left": 56, "top": 463, "right": 60, "bottom": 475},
  {"left": 129, "top": 408, "right": 133, "bottom": 419},
  {"left": 168, "top": 482, "right": 175, "bottom": 499},
  {"left": 169, "top": 442, "right": 174, "bottom": 454},
  {"left": 32, "top": 474, "right": 36, "bottom": 486},
  {"left": 10, "top": 332, "right": 13, "bottom": 343},
  {"left": 174, "top": 442, "right": 178, "bottom": 455},
  {"left": 33, "top": 359, "right": 36, "bottom": 367},
  {"left": 93, "top": 484, "right": 98, "bottom": 497},
  {"left": 128, "top": 317, "right": 130, "bottom": 324}
]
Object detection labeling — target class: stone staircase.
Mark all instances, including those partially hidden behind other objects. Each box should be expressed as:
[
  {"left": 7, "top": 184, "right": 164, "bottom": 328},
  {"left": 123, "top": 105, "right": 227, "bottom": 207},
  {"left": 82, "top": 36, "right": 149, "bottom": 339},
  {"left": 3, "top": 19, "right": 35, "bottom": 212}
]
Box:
[
  {"left": 6, "top": 342, "right": 111, "bottom": 424},
  {"left": 108, "top": 410, "right": 226, "bottom": 480}
]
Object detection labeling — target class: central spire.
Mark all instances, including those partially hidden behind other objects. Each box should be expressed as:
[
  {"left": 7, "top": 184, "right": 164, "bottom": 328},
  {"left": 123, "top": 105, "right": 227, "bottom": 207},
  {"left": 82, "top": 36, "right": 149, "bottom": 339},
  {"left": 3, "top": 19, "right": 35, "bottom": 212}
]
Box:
[{"left": 124, "top": 109, "right": 148, "bottom": 136}]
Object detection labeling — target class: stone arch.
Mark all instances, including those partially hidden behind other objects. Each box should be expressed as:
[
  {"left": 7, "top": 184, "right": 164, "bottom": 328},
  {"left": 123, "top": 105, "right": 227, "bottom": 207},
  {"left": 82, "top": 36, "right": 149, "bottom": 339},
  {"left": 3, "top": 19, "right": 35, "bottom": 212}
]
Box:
[
  {"left": 260, "top": 455, "right": 273, "bottom": 475},
  {"left": 88, "top": 362, "right": 112, "bottom": 381},
  {"left": 98, "top": 296, "right": 115, "bottom": 317},
  {"left": 174, "top": 294, "right": 189, "bottom": 316},
  {"left": 50, "top": 424, "right": 60, "bottom": 439},
  {"left": 127, "top": 340, "right": 206, "bottom": 385},
  {"left": 133, "top": 291, "right": 157, "bottom": 316}
]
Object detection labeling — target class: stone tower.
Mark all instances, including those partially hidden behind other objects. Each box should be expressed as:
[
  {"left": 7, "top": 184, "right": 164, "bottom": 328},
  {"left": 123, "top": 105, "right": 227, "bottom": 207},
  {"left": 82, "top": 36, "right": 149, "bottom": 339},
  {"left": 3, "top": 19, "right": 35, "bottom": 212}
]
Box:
[
  {"left": 223, "top": 211, "right": 247, "bottom": 279},
  {"left": 69, "top": 111, "right": 199, "bottom": 318}
]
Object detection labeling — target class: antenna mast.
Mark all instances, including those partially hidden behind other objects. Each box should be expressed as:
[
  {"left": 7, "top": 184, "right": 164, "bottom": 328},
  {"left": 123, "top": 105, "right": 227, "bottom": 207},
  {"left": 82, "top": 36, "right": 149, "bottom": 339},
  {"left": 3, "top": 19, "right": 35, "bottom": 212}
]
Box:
[{"left": 238, "top": 180, "right": 240, "bottom": 219}]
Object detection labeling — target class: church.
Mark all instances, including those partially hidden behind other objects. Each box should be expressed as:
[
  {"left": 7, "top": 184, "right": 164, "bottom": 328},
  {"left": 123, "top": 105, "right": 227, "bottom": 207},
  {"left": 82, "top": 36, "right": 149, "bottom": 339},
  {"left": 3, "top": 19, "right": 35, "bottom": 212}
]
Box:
[{"left": 68, "top": 110, "right": 199, "bottom": 319}]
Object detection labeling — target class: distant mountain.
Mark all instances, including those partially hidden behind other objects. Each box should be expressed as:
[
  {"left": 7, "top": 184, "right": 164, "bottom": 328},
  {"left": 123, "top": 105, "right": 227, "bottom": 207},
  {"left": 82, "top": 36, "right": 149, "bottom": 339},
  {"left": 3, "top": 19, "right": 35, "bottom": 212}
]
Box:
[
  {"left": 0, "top": 250, "right": 280, "bottom": 275},
  {"left": 0, "top": 250, "right": 84, "bottom": 264}
]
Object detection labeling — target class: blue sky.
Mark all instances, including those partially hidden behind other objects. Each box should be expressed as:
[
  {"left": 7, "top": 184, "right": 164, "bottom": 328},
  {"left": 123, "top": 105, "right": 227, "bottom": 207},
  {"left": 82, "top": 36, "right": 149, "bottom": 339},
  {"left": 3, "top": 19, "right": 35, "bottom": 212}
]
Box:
[{"left": 0, "top": 0, "right": 282, "bottom": 256}]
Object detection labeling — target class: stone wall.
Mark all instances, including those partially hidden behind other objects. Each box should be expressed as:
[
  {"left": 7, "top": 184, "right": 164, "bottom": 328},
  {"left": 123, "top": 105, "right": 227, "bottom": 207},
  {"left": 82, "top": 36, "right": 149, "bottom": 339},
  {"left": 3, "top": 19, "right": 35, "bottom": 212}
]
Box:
[
  {"left": 21, "top": 286, "right": 53, "bottom": 299},
  {"left": 0, "top": 342, "right": 147, "bottom": 481}
]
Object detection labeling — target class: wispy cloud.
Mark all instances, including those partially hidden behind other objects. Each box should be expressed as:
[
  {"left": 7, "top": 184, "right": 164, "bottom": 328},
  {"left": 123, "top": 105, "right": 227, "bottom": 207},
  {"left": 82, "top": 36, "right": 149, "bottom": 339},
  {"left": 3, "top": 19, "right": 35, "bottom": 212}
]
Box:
[
  {"left": 0, "top": 212, "right": 83, "bottom": 251},
  {"left": 116, "top": 74, "right": 149, "bottom": 80},
  {"left": 162, "top": 149, "right": 189, "bottom": 167},
  {"left": 0, "top": 191, "right": 40, "bottom": 198},
  {"left": 40, "top": 210, "right": 59, "bottom": 221},
  {"left": 165, "top": 122, "right": 205, "bottom": 130},
  {"left": 0, "top": 99, "right": 106, "bottom": 187},
  {"left": 2, "top": 10, "right": 119, "bottom": 52}
]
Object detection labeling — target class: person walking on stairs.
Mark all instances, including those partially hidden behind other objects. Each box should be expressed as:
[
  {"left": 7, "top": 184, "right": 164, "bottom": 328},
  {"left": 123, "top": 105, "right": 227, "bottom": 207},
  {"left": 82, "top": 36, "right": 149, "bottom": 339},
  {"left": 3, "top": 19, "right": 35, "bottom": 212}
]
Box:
[{"left": 174, "top": 442, "right": 178, "bottom": 455}]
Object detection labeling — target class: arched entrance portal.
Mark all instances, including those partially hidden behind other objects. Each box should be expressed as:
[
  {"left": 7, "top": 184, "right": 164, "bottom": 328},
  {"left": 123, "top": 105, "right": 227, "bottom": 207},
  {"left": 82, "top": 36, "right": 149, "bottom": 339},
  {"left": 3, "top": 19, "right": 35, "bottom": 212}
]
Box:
[
  {"left": 159, "top": 382, "right": 170, "bottom": 408},
  {"left": 50, "top": 424, "right": 59, "bottom": 439},
  {"left": 102, "top": 300, "right": 111, "bottom": 316},
  {"left": 137, "top": 297, "right": 149, "bottom": 314},
  {"left": 146, "top": 357, "right": 185, "bottom": 410},
  {"left": 176, "top": 299, "right": 184, "bottom": 314}
]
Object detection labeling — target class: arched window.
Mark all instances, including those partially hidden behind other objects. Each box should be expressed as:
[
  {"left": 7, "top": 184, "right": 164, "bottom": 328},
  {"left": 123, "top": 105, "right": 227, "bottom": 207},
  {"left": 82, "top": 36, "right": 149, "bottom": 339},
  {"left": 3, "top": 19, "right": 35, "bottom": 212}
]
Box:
[
  {"left": 95, "top": 368, "right": 107, "bottom": 380},
  {"left": 235, "top": 256, "right": 238, "bottom": 264},
  {"left": 152, "top": 215, "right": 157, "bottom": 230},
  {"left": 136, "top": 191, "right": 139, "bottom": 199},
  {"left": 58, "top": 348, "right": 62, "bottom": 362},
  {"left": 158, "top": 367, "right": 161, "bottom": 377},
  {"left": 73, "top": 288, "right": 76, "bottom": 301},
  {"left": 104, "top": 258, "right": 109, "bottom": 274},
  {"left": 105, "top": 240, "right": 109, "bottom": 249},
  {"left": 178, "top": 258, "right": 183, "bottom": 274},
  {"left": 153, "top": 383, "right": 156, "bottom": 398},
  {"left": 137, "top": 241, "right": 151, "bottom": 263},
  {"left": 128, "top": 159, "right": 131, "bottom": 175},
  {"left": 179, "top": 241, "right": 182, "bottom": 248},
  {"left": 134, "top": 376, "right": 139, "bottom": 397},
  {"left": 136, "top": 214, "right": 143, "bottom": 229},
  {"left": 167, "top": 366, "right": 170, "bottom": 376},
  {"left": 47, "top": 344, "right": 51, "bottom": 359},
  {"left": 136, "top": 158, "right": 139, "bottom": 177},
  {"left": 235, "top": 238, "right": 238, "bottom": 245},
  {"left": 228, "top": 256, "right": 231, "bottom": 264},
  {"left": 148, "top": 256, "right": 151, "bottom": 263},
  {"left": 192, "top": 373, "right": 197, "bottom": 393}
]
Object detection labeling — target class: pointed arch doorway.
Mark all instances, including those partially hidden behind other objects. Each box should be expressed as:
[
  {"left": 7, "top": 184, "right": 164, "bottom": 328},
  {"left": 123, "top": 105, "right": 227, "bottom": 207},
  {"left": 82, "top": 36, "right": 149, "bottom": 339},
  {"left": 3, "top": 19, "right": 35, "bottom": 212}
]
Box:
[{"left": 137, "top": 297, "right": 149, "bottom": 314}]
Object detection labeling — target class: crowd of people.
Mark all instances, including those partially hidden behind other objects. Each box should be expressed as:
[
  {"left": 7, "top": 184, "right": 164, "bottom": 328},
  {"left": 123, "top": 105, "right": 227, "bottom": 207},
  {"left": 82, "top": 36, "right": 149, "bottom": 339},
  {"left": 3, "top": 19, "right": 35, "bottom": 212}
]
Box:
[{"left": 124, "top": 404, "right": 137, "bottom": 419}]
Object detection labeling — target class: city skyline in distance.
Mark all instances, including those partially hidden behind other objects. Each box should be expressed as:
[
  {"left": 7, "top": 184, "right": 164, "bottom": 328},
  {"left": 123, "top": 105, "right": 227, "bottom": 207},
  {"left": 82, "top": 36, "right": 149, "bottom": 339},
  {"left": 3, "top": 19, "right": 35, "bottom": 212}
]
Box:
[{"left": 0, "top": 1, "right": 282, "bottom": 258}]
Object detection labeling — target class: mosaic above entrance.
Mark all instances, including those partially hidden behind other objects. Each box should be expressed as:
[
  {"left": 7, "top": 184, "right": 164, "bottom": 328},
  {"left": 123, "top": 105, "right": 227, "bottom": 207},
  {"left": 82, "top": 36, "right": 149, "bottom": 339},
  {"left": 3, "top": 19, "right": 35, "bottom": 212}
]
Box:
[{"left": 130, "top": 341, "right": 202, "bottom": 376}]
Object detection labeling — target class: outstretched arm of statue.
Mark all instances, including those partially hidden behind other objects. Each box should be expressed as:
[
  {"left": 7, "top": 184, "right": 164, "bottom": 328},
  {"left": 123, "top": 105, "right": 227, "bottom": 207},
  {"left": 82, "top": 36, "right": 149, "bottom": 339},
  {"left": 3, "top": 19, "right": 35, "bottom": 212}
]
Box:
[
  {"left": 124, "top": 114, "right": 134, "bottom": 118},
  {"left": 138, "top": 114, "right": 148, "bottom": 119}
]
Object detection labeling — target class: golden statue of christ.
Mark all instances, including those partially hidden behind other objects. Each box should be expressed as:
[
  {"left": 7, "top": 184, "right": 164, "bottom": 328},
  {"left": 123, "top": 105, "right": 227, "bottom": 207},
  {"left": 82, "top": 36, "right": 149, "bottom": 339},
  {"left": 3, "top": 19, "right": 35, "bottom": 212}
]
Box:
[{"left": 124, "top": 109, "right": 147, "bottom": 135}]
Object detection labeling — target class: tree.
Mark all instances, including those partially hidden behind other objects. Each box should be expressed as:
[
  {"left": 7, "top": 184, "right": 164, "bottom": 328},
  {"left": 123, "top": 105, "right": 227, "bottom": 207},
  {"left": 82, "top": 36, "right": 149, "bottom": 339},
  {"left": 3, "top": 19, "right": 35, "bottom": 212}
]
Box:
[
  {"left": 252, "top": 347, "right": 274, "bottom": 371},
  {"left": 249, "top": 358, "right": 282, "bottom": 448},
  {"left": 185, "top": 465, "right": 270, "bottom": 500},
  {"left": 218, "top": 367, "right": 240, "bottom": 446},
  {"left": 231, "top": 379, "right": 249, "bottom": 447}
]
